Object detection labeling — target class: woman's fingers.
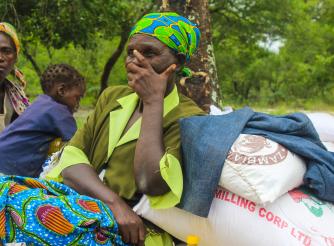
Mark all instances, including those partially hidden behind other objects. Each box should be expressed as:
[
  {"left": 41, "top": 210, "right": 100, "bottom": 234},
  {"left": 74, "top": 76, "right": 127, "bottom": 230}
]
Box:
[
  {"left": 126, "top": 51, "right": 175, "bottom": 102},
  {"left": 128, "top": 74, "right": 141, "bottom": 91},
  {"left": 133, "top": 49, "right": 151, "bottom": 69},
  {"left": 119, "top": 226, "right": 130, "bottom": 244},
  {"left": 108, "top": 197, "right": 147, "bottom": 245},
  {"left": 127, "top": 62, "right": 145, "bottom": 86},
  {"left": 119, "top": 220, "right": 143, "bottom": 245},
  {"left": 127, "top": 72, "right": 134, "bottom": 81},
  {"left": 162, "top": 64, "right": 177, "bottom": 79},
  {"left": 126, "top": 61, "right": 144, "bottom": 74},
  {"left": 138, "top": 223, "right": 147, "bottom": 246},
  {"left": 127, "top": 64, "right": 148, "bottom": 90},
  {"left": 129, "top": 223, "right": 139, "bottom": 245},
  {"left": 122, "top": 218, "right": 146, "bottom": 245}
]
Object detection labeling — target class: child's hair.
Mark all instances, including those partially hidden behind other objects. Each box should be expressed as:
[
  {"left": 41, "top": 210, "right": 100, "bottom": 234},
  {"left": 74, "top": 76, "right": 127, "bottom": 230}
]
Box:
[{"left": 40, "top": 64, "right": 85, "bottom": 94}]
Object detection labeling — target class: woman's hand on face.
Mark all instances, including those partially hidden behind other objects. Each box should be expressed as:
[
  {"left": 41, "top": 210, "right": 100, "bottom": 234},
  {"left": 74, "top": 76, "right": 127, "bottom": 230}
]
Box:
[
  {"left": 108, "top": 198, "right": 146, "bottom": 246},
  {"left": 126, "top": 49, "right": 176, "bottom": 105}
]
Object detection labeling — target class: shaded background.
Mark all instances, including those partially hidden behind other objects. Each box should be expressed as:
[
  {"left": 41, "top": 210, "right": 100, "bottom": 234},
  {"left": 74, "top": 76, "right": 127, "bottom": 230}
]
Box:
[{"left": 1, "top": 0, "right": 333, "bottom": 115}]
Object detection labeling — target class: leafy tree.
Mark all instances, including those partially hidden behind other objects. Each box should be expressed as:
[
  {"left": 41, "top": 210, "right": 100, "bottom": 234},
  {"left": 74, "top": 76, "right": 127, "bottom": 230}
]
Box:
[
  {"left": 1, "top": 0, "right": 110, "bottom": 76},
  {"left": 1, "top": 0, "right": 333, "bottom": 108},
  {"left": 97, "top": 0, "right": 154, "bottom": 94},
  {"left": 211, "top": 0, "right": 334, "bottom": 106},
  {"left": 0, "top": 0, "right": 153, "bottom": 93}
]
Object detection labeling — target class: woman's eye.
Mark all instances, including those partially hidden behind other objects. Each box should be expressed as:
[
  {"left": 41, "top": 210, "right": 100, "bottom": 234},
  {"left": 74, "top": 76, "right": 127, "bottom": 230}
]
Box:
[
  {"left": 143, "top": 52, "right": 155, "bottom": 57},
  {"left": 127, "top": 49, "right": 134, "bottom": 56},
  {"left": 0, "top": 47, "right": 14, "bottom": 55},
  {"left": 143, "top": 50, "right": 156, "bottom": 57}
]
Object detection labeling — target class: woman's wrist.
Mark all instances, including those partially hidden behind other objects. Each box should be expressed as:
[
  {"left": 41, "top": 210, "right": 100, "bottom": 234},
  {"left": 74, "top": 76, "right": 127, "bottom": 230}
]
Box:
[
  {"left": 104, "top": 191, "right": 122, "bottom": 207},
  {"left": 105, "top": 194, "right": 130, "bottom": 215},
  {"left": 142, "top": 94, "right": 164, "bottom": 106}
]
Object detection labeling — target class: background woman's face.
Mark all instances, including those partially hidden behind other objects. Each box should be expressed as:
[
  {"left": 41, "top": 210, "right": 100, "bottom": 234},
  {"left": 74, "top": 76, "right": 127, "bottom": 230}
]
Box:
[
  {"left": 0, "top": 32, "right": 17, "bottom": 82},
  {"left": 126, "top": 34, "right": 178, "bottom": 75}
]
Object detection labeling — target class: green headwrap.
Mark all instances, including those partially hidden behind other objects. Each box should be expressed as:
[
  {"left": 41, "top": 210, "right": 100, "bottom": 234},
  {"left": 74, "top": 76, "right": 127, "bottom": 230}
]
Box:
[
  {"left": 130, "top": 12, "right": 201, "bottom": 76},
  {"left": 0, "top": 22, "right": 20, "bottom": 54}
]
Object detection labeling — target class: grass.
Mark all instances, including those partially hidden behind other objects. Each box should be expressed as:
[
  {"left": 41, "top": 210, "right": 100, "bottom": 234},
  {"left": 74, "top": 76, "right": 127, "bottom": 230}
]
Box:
[
  {"left": 74, "top": 98, "right": 334, "bottom": 129},
  {"left": 222, "top": 98, "right": 334, "bottom": 115},
  {"left": 74, "top": 107, "right": 93, "bottom": 129}
]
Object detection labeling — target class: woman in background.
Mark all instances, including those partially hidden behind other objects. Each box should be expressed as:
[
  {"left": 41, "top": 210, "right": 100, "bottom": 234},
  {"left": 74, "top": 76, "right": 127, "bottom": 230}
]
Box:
[{"left": 0, "top": 22, "right": 29, "bottom": 132}]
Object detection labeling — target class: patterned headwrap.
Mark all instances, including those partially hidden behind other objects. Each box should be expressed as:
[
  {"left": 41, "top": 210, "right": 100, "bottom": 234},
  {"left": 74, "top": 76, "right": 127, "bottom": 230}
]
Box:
[
  {"left": 0, "top": 22, "right": 20, "bottom": 54},
  {"left": 129, "top": 12, "right": 201, "bottom": 63},
  {"left": 0, "top": 22, "right": 29, "bottom": 115}
]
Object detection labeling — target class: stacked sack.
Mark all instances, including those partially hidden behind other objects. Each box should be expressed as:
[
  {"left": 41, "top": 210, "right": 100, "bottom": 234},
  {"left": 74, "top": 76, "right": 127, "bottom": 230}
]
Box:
[
  {"left": 219, "top": 134, "right": 306, "bottom": 204},
  {"left": 134, "top": 187, "right": 334, "bottom": 245},
  {"left": 307, "top": 112, "right": 334, "bottom": 151},
  {"left": 134, "top": 110, "right": 334, "bottom": 245}
]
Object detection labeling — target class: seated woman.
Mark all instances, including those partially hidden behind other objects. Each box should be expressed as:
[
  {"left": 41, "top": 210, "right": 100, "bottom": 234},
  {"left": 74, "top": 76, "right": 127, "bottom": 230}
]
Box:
[
  {"left": 0, "top": 64, "right": 85, "bottom": 177},
  {"left": 47, "top": 12, "right": 204, "bottom": 245},
  {"left": 0, "top": 13, "right": 204, "bottom": 246},
  {"left": 0, "top": 22, "right": 29, "bottom": 132}
]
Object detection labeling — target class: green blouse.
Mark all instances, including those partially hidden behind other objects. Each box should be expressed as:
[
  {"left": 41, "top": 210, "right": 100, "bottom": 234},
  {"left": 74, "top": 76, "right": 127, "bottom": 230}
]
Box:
[{"left": 46, "top": 85, "right": 204, "bottom": 209}]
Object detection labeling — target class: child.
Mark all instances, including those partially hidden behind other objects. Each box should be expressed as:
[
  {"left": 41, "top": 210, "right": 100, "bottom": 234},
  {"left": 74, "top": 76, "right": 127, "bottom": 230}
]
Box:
[{"left": 0, "top": 64, "right": 85, "bottom": 177}]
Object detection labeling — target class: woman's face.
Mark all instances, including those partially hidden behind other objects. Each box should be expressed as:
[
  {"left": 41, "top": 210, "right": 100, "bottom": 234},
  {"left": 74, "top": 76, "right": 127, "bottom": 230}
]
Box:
[
  {"left": 126, "top": 34, "right": 179, "bottom": 75},
  {"left": 0, "top": 32, "right": 17, "bottom": 82}
]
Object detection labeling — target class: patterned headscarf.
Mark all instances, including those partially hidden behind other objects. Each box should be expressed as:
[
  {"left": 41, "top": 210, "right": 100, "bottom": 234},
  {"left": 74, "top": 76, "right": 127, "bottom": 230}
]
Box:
[
  {"left": 0, "top": 22, "right": 29, "bottom": 115},
  {"left": 0, "top": 22, "right": 20, "bottom": 54},
  {"left": 129, "top": 12, "right": 201, "bottom": 62}
]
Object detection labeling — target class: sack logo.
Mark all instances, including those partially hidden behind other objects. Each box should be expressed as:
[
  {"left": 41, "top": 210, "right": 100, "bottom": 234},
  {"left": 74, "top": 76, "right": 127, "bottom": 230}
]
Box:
[
  {"left": 227, "top": 135, "right": 288, "bottom": 165},
  {"left": 289, "top": 188, "right": 334, "bottom": 217}
]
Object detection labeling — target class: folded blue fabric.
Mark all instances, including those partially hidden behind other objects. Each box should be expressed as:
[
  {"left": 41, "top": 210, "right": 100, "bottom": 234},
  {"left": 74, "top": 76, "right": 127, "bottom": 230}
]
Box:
[{"left": 178, "top": 107, "right": 334, "bottom": 217}]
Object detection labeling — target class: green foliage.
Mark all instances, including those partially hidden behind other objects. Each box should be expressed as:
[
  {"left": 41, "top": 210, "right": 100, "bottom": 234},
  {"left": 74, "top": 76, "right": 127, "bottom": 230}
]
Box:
[
  {"left": 0, "top": 0, "right": 152, "bottom": 105},
  {"left": 0, "top": 0, "right": 151, "bottom": 48},
  {"left": 1, "top": 0, "right": 333, "bottom": 111},
  {"left": 16, "top": 37, "right": 128, "bottom": 105},
  {"left": 211, "top": 0, "right": 334, "bottom": 108}
]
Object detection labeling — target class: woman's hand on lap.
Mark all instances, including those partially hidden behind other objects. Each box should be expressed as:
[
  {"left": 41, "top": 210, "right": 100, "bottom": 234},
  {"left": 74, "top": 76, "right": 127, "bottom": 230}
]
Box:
[{"left": 108, "top": 198, "right": 146, "bottom": 246}]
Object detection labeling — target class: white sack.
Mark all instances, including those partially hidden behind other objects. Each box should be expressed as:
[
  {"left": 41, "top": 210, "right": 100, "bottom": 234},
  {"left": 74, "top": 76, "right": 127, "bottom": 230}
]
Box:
[
  {"left": 134, "top": 187, "right": 334, "bottom": 246},
  {"left": 220, "top": 134, "right": 306, "bottom": 204},
  {"left": 323, "top": 141, "right": 334, "bottom": 152},
  {"left": 307, "top": 112, "right": 334, "bottom": 142}
]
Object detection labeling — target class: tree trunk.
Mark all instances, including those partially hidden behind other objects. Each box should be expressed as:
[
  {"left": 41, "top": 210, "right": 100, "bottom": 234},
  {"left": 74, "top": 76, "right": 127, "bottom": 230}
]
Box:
[
  {"left": 22, "top": 46, "right": 42, "bottom": 77},
  {"left": 160, "top": 0, "right": 222, "bottom": 112},
  {"left": 99, "top": 28, "right": 129, "bottom": 95}
]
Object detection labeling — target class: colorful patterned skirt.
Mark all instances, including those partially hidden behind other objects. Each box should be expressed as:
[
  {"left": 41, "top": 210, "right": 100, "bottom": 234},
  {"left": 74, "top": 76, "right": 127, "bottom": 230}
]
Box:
[{"left": 0, "top": 176, "right": 127, "bottom": 246}]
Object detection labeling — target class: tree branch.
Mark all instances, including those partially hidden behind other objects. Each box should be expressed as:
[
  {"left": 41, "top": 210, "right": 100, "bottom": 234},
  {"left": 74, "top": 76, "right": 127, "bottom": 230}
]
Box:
[
  {"left": 22, "top": 44, "right": 42, "bottom": 77},
  {"left": 99, "top": 27, "right": 129, "bottom": 95}
]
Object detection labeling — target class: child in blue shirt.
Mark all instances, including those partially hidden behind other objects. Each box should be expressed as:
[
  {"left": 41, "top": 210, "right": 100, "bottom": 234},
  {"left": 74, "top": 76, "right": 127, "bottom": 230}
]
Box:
[{"left": 0, "top": 64, "right": 85, "bottom": 177}]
